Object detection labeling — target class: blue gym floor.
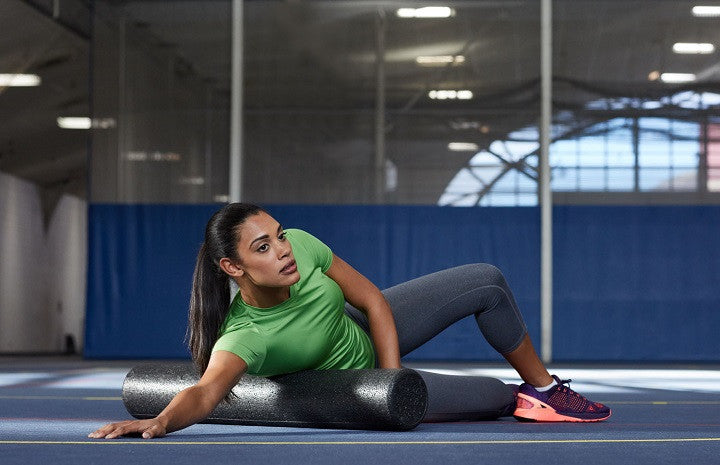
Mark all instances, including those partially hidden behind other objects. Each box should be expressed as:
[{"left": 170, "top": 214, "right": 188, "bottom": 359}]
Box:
[{"left": 1, "top": 357, "right": 719, "bottom": 465}]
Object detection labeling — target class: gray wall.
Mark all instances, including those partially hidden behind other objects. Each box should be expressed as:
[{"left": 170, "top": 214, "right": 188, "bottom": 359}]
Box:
[{"left": 0, "top": 172, "right": 86, "bottom": 352}]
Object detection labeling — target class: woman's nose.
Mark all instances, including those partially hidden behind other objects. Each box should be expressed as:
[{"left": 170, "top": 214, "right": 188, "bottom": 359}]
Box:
[{"left": 277, "top": 241, "right": 290, "bottom": 258}]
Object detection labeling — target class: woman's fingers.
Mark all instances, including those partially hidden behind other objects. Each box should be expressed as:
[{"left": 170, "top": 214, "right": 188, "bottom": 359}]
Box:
[
  {"left": 101, "top": 421, "right": 134, "bottom": 439},
  {"left": 88, "top": 421, "right": 122, "bottom": 438},
  {"left": 141, "top": 422, "right": 166, "bottom": 439},
  {"left": 89, "top": 419, "right": 165, "bottom": 439},
  {"left": 88, "top": 421, "right": 128, "bottom": 438}
]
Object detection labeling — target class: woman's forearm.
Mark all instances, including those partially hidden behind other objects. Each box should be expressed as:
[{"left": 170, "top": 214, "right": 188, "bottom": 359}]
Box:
[
  {"left": 324, "top": 254, "right": 402, "bottom": 368},
  {"left": 365, "top": 297, "right": 402, "bottom": 369},
  {"left": 155, "top": 385, "right": 220, "bottom": 433}
]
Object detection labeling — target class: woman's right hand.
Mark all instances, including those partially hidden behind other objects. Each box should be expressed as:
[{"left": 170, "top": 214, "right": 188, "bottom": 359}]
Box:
[
  {"left": 88, "top": 418, "right": 167, "bottom": 439},
  {"left": 88, "top": 352, "right": 247, "bottom": 440}
]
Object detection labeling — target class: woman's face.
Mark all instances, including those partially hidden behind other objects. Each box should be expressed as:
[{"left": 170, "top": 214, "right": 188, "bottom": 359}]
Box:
[{"left": 232, "top": 211, "right": 300, "bottom": 288}]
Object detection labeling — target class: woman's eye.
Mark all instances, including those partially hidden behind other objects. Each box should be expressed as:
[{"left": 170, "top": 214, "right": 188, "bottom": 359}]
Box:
[
  {"left": 278, "top": 232, "right": 286, "bottom": 240},
  {"left": 257, "top": 244, "right": 269, "bottom": 252}
]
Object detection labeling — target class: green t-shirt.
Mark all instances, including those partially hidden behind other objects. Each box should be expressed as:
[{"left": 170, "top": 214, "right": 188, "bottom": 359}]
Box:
[{"left": 212, "top": 228, "right": 376, "bottom": 376}]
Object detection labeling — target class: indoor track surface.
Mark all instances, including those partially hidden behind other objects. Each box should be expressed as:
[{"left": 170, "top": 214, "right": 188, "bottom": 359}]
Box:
[{"left": 1, "top": 357, "right": 719, "bottom": 464}]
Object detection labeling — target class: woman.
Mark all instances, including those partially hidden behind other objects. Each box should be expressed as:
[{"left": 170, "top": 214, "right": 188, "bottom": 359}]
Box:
[{"left": 89, "top": 203, "right": 610, "bottom": 439}]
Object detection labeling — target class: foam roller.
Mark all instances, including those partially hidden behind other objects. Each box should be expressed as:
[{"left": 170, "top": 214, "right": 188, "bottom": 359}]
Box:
[{"left": 122, "top": 364, "right": 428, "bottom": 431}]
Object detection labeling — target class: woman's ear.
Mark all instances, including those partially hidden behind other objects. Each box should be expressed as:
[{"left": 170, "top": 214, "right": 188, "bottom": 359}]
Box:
[{"left": 219, "top": 257, "right": 244, "bottom": 277}]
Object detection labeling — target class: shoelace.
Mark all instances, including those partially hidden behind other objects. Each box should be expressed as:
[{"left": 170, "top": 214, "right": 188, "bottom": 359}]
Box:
[{"left": 554, "top": 378, "right": 590, "bottom": 406}]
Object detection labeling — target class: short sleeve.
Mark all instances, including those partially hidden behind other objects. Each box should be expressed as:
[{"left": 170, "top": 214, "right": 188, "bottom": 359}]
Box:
[
  {"left": 212, "top": 324, "right": 267, "bottom": 371},
  {"left": 286, "top": 229, "right": 333, "bottom": 273}
]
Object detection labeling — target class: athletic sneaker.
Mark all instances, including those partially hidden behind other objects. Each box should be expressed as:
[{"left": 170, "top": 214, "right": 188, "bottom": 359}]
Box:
[{"left": 513, "top": 375, "right": 611, "bottom": 422}]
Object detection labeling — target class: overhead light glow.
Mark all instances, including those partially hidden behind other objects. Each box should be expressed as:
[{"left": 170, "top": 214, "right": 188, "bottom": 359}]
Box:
[
  {"left": 692, "top": 6, "right": 720, "bottom": 17},
  {"left": 126, "top": 151, "right": 182, "bottom": 162},
  {"left": 57, "top": 117, "right": 116, "bottom": 129},
  {"left": 0, "top": 74, "right": 41, "bottom": 87},
  {"left": 416, "top": 55, "right": 465, "bottom": 66},
  {"left": 660, "top": 73, "right": 697, "bottom": 83},
  {"left": 648, "top": 70, "right": 661, "bottom": 81},
  {"left": 448, "top": 142, "right": 479, "bottom": 152},
  {"left": 397, "top": 7, "right": 454, "bottom": 18},
  {"left": 179, "top": 176, "right": 205, "bottom": 186},
  {"left": 57, "top": 117, "right": 91, "bottom": 129},
  {"left": 673, "top": 42, "right": 715, "bottom": 54},
  {"left": 429, "top": 89, "right": 473, "bottom": 100}
]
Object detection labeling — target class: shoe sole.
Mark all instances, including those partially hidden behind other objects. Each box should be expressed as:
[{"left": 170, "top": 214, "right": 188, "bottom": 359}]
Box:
[{"left": 512, "top": 393, "right": 612, "bottom": 423}]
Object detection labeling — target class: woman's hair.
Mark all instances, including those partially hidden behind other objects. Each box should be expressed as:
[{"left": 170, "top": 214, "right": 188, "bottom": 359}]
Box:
[{"left": 187, "top": 202, "right": 264, "bottom": 373}]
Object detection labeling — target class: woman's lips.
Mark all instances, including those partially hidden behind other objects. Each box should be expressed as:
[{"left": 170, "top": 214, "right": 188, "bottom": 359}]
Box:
[{"left": 280, "top": 260, "right": 297, "bottom": 274}]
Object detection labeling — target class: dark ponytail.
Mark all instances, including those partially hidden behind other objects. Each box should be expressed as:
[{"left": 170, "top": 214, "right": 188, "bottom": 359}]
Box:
[{"left": 187, "top": 203, "right": 264, "bottom": 373}]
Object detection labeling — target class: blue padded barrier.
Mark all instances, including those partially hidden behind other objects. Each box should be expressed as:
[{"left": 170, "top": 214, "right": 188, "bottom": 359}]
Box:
[
  {"left": 85, "top": 204, "right": 720, "bottom": 361},
  {"left": 85, "top": 204, "right": 540, "bottom": 360},
  {"left": 552, "top": 205, "right": 720, "bottom": 361}
]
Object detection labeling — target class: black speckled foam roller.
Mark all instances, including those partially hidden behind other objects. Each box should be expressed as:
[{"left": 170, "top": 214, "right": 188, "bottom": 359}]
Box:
[{"left": 122, "top": 364, "right": 428, "bottom": 431}]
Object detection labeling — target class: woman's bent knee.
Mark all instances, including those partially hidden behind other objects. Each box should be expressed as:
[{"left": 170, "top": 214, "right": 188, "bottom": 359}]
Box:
[{"left": 461, "top": 263, "right": 506, "bottom": 287}]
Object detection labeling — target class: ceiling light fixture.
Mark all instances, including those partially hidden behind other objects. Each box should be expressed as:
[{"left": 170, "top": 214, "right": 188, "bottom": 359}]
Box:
[
  {"left": 57, "top": 117, "right": 92, "bottom": 129},
  {"left": 396, "top": 7, "right": 455, "bottom": 18},
  {"left": 448, "top": 142, "right": 479, "bottom": 151},
  {"left": 416, "top": 55, "right": 465, "bottom": 66},
  {"left": 429, "top": 89, "right": 473, "bottom": 100},
  {"left": 692, "top": 5, "right": 720, "bottom": 17},
  {"left": 0, "top": 74, "right": 41, "bottom": 87},
  {"left": 660, "top": 73, "right": 697, "bottom": 83},
  {"left": 178, "top": 176, "right": 205, "bottom": 186},
  {"left": 57, "top": 117, "right": 116, "bottom": 129},
  {"left": 673, "top": 42, "right": 715, "bottom": 54}
]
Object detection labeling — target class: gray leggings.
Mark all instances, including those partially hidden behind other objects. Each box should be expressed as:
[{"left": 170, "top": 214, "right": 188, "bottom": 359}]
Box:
[{"left": 344, "top": 263, "right": 527, "bottom": 420}]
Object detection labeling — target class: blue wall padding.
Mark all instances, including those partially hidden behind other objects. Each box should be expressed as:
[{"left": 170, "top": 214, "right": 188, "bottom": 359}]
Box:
[
  {"left": 85, "top": 205, "right": 211, "bottom": 358},
  {"left": 85, "top": 204, "right": 720, "bottom": 361},
  {"left": 553, "top": 206, "right": 720, "bottom": 361},
  {"left": 85, "top": 204, "right": 540, "bottom": 360},
  {"left": 263, "top": 205, "right": 541, "bottom": 361}
]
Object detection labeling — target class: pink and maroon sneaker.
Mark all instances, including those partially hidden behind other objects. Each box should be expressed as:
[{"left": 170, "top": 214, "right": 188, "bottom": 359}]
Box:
[{"left": 513, "top": 375, "right": 611, "bottom": 422}]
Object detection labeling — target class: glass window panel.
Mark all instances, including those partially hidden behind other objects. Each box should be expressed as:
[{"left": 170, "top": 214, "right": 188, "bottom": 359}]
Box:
[
  {"left": 708, "top": 169, "right": 720, "bottom": 192},
  {"left": 550, "top": 140, "right": 578, "bottom": 167},
  {"left": 551, "top": 168, "right": 578, "bottom": 191},
  {"left": 606, "top": 132, "right": 634, "bottom": 167},
  {"left": 482, "top": 193, "right": 520, "bottom": 206},
  {"left": 384, "top": 0, "right": 541, "bottom": 207},
  {"left": 708, "top": 123, "right": 720, "bottom": 168},
  {"left": 671, "top": 120, "right": 700, "bottom": 140},
  {"left": 670, "top": 169, "right": 696, "bottom": 191},
  {"left": 469, "top": 151, "right": 502, "bottom": 166},
  {"left": 444, "top": 193, "right": 480, "bottom": 207},
  {"left": 607, "top": 169, "right": 634, "bottom": 191},
  {"left": 671, "top": 140, "right": 699, "bottom": 168},
  {"left": 552, "top": 2, "right": 716, "bottom": 202},
  {"left": 640, "top": 168, "right": 672, "bottom": 191},
  {"left": 491, "top": 170, "right": 517, "bottom": 192},
  {"left": 517, "top": 172, "right": 537, "bottom": 191},
  {"left": 489, "top": 140, "right": 539, "bottom": 161},
  {"left": 639, "top": 142, "right": 671, "bottom": 167},
  {"left": 516, "top": 193, "right": 538, "bottom": 206},
  {"left": 445, "top": 168, "right": 483, "bottom": 193},
  {"left": 525, "top": 154, "right": 538, "bottom": 168},
  {"left": 576, "top": 137, "right": 606, "bottom": 167},
  {"left": 469, "top": 167, "right": 504, "bottom": 186},
  {"left": 578, "top": 168, "right": 605, "bottom": 190},
  {"left": 639, "top": 118, "right": 671, "bottom": 132}
]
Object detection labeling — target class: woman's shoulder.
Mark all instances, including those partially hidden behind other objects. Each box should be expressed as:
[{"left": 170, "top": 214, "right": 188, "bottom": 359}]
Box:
[
  {"left": 285, "top": 228, "right": 314, "bottom": 242},
  {"left": 285, "top": 228, "right": 333, "bottom": 272}
]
